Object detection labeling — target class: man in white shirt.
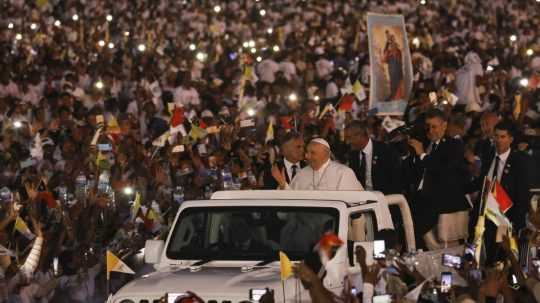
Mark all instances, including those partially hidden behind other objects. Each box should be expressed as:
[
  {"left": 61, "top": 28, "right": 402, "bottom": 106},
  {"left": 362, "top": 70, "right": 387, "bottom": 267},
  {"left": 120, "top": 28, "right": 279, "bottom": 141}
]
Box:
[
  {"left": 257, "top": 58, "right": 280, "bottom": 83},
  {"left": 274, "top": 138, "right": 363, "bottom": 191}
]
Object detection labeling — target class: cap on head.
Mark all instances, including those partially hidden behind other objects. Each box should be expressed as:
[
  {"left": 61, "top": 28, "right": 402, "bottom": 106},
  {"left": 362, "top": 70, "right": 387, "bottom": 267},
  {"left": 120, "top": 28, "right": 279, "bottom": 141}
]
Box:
[{"left": 309, "top": 138, "right": 331, "bottom": 151}]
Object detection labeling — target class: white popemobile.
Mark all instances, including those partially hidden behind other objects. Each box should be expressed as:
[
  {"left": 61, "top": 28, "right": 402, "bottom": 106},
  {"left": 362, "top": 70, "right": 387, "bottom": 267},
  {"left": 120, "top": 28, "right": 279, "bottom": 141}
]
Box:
[{"left": 107, "top": 190, "right": 464, "bottom": 303}]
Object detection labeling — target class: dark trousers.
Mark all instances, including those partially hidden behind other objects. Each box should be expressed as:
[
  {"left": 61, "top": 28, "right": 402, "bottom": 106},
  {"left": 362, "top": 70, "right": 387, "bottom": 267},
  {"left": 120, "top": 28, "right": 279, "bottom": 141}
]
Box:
[{"left": 410, "top": 191, "right": 438, "bottom": 247}]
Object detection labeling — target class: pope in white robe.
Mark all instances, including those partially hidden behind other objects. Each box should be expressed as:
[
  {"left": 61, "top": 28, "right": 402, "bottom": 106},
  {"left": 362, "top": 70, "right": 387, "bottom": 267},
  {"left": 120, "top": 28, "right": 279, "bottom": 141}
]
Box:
[{"left": 273, "top": 138, "right": 364, "bottom": 191}]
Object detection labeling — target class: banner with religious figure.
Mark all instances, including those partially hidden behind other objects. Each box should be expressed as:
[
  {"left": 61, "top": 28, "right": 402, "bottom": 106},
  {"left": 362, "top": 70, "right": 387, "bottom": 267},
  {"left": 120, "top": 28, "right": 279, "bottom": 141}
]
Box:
[{"left": 367, "top": 13, "right": 413, "bottom": 115}]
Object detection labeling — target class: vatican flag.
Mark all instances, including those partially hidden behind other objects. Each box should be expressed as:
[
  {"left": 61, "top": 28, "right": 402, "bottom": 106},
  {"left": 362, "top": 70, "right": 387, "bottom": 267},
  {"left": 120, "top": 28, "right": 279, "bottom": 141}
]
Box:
[
  {"left": 279, "top": 251, "right": 293, "bottom": 281},
  {"left": 106, "top": 250, "right": 135, "bottom": 280}
]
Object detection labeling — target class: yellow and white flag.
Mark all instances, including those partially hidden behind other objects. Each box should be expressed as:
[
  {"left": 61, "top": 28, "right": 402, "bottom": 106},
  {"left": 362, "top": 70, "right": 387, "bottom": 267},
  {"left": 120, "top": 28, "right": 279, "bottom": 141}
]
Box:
[
  {"left": 152, "top": 131, "right": 171, "bottom": 147},
  {"left": 106, "top": 250, "right": 135, "bottom": 280},
  {"left": 279, "top": 251, "right": 293, "bottom": 281},
  {"left": 14, "top": 217, "right": 35, "bottom": 240},
  {"left": 265, "top": 121, "right": 274, "bottom": 143},
  {"left": 131, "top": 192, "right": 141, "bottom": 220}
]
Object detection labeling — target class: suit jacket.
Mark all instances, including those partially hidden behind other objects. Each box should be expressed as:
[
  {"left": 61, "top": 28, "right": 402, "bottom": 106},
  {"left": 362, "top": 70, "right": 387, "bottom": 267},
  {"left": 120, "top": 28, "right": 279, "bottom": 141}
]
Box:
[
  {"left": 483, "top": 150, "right": 532, "bottom": 231},
  {"left": 347, "top": 140, "right": 402, "bottom": 194},
  {"left": 261, "top": 158, "right": 305, "bottom": 189},
  {"left": 417, "top": 137, "right": 471, "bottom": 214}
]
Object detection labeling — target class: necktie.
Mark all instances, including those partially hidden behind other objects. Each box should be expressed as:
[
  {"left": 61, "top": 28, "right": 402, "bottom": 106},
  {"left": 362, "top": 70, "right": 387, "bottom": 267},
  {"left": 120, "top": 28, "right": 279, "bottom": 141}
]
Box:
[
  {"left": 359, "top": 151, "right": 367, "bottom": 187},
  {"left": 430, "top": 142, "right": 438, "bottom": 154},
  {"left": 491, "top": 156, "right": 500, "bottom": 181},
  {"left": 291, "top": 164, "right": 298, "bottom": 180}
]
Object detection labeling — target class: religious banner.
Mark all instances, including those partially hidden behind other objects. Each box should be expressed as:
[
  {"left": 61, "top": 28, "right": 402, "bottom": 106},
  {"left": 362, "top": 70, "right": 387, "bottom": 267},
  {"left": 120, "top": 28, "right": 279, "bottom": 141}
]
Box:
[{"left": 367, "top": 13, "right": 413, "bottom": 115}]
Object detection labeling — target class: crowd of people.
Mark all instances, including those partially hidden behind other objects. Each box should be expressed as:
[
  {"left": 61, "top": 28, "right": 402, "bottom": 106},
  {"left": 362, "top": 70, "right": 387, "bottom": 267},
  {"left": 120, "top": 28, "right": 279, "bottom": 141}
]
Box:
[{"left": 1, "top": 0, "right": 540, "bottom": 302}]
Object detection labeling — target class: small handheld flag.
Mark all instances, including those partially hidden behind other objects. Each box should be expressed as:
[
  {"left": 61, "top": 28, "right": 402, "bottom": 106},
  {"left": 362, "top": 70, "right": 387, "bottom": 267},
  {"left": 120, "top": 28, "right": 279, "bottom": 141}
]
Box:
[
  {"left": 279, "top": 251, "right": 293, "bottom": 281},
  {"left": 106, "top": 250, "right": 135, "bottom": 280}
]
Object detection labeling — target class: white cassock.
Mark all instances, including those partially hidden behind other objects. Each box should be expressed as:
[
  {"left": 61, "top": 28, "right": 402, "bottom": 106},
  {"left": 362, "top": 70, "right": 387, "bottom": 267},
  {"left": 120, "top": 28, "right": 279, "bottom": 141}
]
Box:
[{"left": 288, "top": 160, "right": 364, "bottom": 191}]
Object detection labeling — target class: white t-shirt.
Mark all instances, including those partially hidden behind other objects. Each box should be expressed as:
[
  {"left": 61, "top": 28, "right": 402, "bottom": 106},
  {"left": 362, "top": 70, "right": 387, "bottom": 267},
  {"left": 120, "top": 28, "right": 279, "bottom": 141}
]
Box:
[
  {"left": 173, "top": 86, "right": 200, "bottom": 107},
  {"left": 257, "top": 59, "right": 280, "bottom": 83}
]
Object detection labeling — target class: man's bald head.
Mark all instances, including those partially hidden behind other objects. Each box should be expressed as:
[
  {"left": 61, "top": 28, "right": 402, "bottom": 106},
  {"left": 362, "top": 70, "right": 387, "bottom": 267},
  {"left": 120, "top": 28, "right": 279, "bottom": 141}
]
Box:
[
  {"left": 480, "top": 112, "right": 499, "bottom": 138},
  {"left": 306, "top": 139, "right": 331, "bottom": 170}
]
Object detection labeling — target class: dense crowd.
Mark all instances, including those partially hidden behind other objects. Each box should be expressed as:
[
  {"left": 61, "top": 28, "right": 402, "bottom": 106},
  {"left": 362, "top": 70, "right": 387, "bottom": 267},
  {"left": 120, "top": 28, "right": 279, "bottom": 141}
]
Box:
[{"left": 1, "top": 0, "right": 540, "bottom": 302}]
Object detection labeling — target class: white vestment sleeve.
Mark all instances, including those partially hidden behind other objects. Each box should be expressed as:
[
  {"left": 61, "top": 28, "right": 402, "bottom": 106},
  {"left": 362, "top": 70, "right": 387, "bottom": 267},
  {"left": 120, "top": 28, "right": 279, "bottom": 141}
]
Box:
[{"left": 338, "top": 167, "right": 364, "bottom": 191}]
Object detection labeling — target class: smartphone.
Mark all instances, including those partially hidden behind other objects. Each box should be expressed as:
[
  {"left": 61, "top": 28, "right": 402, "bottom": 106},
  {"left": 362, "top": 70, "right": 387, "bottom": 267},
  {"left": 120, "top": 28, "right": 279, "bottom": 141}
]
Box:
[
  {"left": 249, "top": 288, "right": 267, "bottom": 301},
  {"left": 440, "top": 272, "right": 452, "bottom": 293},
  {"left": 442, "top": 254, "right": 462, "bottom": 269},
  {"left": 97, "top": 144, "right": 112, "bottom": 151},
  {"left": 373, "top": 240, "right": 385, "bottom": 259},
  {"left": 373, "top": 295, "right": 391, "bottom": 303},
  {"left": 167, "top": 293, "right": 187, "bottom": 303},
  {"left": 53, "top": 257, "right": 59, "bottom": 276}
]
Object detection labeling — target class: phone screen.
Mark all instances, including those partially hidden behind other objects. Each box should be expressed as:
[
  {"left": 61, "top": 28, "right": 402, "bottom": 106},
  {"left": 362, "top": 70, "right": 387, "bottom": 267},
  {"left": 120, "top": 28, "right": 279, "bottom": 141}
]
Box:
[
  {"left": 442, "top": 254, "right": 462, "bottom": 269},
  {"left": 373, "top": 240, "right": 385, "bottom": 259},
  {"left": 53, "top": 257, "right": 59, "bottom": 275},
  {"left": 97, "top": 144, "right": 112, "bottom": 151},
  {"left": 249, "top": 289, "right": 267, "bottom": 301},
  {"left": 167, "top": 293, "right": 186, "bottom": 303},
  {"left": 373, "top": 295, "right": 391, "bottom": 303},
  {"left": 441, "top": 272, "right": 452, "bottom": 293}
]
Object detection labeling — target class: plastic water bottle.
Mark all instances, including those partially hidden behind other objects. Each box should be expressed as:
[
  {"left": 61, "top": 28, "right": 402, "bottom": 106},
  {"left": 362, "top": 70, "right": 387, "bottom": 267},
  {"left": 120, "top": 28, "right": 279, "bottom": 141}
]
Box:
[
  {"left": 221, "top": 166, "right": 233, "bottom": 190},
  {"left": 98, "top": 171, "right": 110, "bottom": 194},
  {"left": 75, "top": 172, "right": 87, "bottom": 200},
  {"left": 173, "top": 186, "right": 184, "bottom": 204}
]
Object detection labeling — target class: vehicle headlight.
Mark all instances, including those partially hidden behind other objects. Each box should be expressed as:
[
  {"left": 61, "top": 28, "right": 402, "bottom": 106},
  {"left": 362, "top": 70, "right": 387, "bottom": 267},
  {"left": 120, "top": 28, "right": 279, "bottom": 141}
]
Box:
[{"left": 119, "top": 300, "right": 135, "bottom": 303}]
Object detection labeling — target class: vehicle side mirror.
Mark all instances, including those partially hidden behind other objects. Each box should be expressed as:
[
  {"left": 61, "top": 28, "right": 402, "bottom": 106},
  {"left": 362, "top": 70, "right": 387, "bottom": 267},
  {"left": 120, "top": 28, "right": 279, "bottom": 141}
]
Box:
[{"left": 144, "top": 240, "right": 165, "bottom": 264}]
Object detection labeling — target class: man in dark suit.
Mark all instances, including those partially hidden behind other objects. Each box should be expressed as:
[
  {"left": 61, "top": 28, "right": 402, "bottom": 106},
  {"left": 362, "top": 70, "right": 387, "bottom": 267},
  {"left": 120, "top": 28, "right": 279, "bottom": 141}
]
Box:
[
  {"left": 408, "top": 109, "right": 471, "bottom": 243},
  {"left": 468, "top": 121, "right": 533, "bottom": 263},
  {"left": 478, "top": 121, "right": 532, "bottom": 232},
  {"left": 344, "top": 120, "right": 402, "bottom": 194},
  {"left": 262, "top": 132, "right": 305, "bottom": 189}
]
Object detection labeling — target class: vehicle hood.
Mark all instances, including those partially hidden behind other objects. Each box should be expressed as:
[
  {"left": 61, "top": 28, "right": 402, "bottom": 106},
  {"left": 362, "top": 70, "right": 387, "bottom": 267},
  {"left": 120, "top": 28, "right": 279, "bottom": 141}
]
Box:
[{"left": 112, "top": 264, "right": 304, "bottom": 302}]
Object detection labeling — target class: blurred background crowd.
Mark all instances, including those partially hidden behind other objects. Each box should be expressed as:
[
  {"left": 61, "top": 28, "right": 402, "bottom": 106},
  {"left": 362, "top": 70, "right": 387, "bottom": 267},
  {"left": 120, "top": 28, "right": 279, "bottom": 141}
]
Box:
[{"left": 1, "top": 0, "right": 540, "bottom": 302}]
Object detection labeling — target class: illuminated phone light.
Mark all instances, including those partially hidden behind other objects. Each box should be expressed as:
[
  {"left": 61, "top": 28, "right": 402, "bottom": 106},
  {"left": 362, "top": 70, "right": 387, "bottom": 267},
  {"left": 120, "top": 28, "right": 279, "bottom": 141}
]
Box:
[{"left": 13, "top": 120, "right": 23, "bottom": 128}]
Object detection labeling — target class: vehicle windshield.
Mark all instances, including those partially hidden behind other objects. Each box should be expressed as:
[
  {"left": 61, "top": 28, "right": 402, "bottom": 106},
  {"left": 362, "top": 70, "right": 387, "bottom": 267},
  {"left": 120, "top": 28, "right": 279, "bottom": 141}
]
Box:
[{"left": 166, "top": 206, "right": 339, "bottom": 261}]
